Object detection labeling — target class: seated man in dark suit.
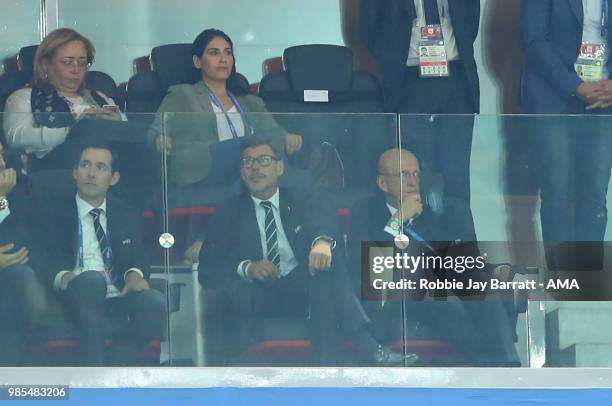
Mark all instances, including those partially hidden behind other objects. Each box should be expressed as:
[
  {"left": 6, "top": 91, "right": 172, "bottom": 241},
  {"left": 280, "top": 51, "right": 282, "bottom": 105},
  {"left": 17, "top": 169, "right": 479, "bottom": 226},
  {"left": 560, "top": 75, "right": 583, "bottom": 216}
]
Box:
[
  {"left": 31, "top": 141, "right": 167, "bottom": 365},
  {"left": 0, "top": 139, "right": 45, "bottom": 365},
  {"left": 198, "top": 136, "right": 416, "bottom": 365},
  {"left": 349, "top": 148, "right": 520, "bottom": 366}
]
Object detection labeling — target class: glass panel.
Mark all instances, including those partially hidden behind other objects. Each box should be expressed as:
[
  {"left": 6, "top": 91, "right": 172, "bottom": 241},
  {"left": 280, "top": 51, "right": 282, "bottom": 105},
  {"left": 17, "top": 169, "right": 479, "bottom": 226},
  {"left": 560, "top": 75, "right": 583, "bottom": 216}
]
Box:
[
  {"left": 0, "top": 0, "right": 41, "bottom": 75},
  {"left": 165, "top": 111, "right": 408, "bottom": 366},
  {"left": 0, "top": 111, "right": 169, "bottom": 366},
  {"left": 398, "top": 113, "right": 612, "bottom": 368},
  {"left": 55, "top": 0, "right": 343, "bottom": 84}
]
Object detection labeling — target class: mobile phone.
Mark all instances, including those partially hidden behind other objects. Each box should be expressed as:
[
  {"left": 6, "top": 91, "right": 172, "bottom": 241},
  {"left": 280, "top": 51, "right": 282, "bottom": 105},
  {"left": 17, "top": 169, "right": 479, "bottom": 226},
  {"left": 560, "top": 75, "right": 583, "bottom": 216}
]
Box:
[{"left": 102, "top": 104, "right": 120, "bottom": 112}]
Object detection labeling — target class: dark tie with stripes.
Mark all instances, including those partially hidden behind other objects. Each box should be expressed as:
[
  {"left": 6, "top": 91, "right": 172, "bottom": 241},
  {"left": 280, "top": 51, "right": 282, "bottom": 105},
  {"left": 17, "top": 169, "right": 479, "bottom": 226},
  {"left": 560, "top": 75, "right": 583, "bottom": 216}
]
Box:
[
  {"left": 89, "top": 208, "right": 114, "bottom": 278},
  {"left": 423, "top": 0, "right": 441, "bottom": 25},
  {"left": 260, "top": 201, "right": 281, "bottom": 269}
]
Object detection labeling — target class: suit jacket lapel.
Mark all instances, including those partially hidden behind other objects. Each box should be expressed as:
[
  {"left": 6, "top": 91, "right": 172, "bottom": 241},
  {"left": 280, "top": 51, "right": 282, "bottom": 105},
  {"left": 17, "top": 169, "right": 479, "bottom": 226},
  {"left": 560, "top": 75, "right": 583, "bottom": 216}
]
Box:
[
  {"left": 278, "top": 190, "right": 298, "bottom": 251},
  {"left": 193, "top": 81, "right": 223, "bottom": 139},
  {"left": 106, "top": 197, "right": 121, "bottom": 273},
  {"left": 194, "top": 81, "right": 215, "bottom": 113},
  {"left": 63, "top": 196, "right": 79, "bottom": 268},
  {"left": 569, "top": 0, "right": 584, "bottom": 25},
  {"left": 406, "top": 0, "right": 417, "bottom": 20},
  {"left": 607, "top": 0, "right": 612, "bottom": 42},
  {"left": 241, "top": 195, "right": 264, "bottom": 258}
]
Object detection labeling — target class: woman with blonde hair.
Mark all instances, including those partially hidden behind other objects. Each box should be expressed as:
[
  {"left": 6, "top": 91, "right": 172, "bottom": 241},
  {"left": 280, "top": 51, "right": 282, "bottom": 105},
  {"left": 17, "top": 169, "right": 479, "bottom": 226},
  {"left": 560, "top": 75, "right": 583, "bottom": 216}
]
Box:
[{"left": 3, "top": 28, "right": 123, "bottom": 170}]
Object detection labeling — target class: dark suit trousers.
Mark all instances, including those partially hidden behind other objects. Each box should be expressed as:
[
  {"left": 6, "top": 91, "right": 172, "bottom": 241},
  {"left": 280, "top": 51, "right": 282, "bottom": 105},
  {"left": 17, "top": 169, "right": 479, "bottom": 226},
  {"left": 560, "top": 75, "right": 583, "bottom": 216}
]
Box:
[
  {"left": 399, "top": 61, "right": 477, "bottom": 240},
  {"left": 382, "top": 297, "right": 519, "bottom": 366},
  {"left": 530, "top": 103, "right": 612, "bottom": 243},
  {"left": 61, "top": 271, "right": 167, "bottom": 366},
  {"left": 0, "top": 265, "right": 46, "bottom": 365},
  {"left": 246, "top": 258, "right": 371, "bottom": 354}
]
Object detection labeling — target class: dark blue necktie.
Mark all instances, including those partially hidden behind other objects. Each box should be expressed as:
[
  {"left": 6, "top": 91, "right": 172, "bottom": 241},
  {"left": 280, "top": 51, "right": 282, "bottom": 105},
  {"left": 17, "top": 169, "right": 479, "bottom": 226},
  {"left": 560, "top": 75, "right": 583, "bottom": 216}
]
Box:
[
  {"left": 89, "top": 208, "right": 114, "bottom": 278},
  {"left": 423, "top": 0, "right": 441, "bottom": 25},
  {"left": 260, "top": 201, "right": 281, "bottom": 268},
  {"left": 403, "top": 223, "right": 426, "bottom": 242}
]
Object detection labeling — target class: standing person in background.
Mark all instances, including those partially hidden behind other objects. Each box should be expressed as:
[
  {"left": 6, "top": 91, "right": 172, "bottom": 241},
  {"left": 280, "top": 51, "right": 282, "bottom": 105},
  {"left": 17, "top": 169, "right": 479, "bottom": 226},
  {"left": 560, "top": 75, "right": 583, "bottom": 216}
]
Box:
[
  {"left": 358, "top": 0, "right": 481, "bottom": 241},
  {"left": 521, "top": 0, "right": 612, "bottom": 268}
]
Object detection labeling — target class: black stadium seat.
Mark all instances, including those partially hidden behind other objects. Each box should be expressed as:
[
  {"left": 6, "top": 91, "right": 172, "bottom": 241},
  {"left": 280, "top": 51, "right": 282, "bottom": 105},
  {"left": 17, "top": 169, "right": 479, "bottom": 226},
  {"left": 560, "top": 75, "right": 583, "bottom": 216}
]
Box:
[
  {"left": 150, "top": 44, "right": 201, "bottom": 95},
  {"left": 126, "top": 43, "right": 252, "bottom": 115},
  {"left": 259, "top": 44, "right": 388, "bottom": 193},
  {"left": 260, "top": 44, "right": 383, "bottom": 113},
  {"left": 17, "top": 45, "right": 38, "bottom": 85},
  {"left": 126, "top": 71, "right": 162, "bottom": 114}
]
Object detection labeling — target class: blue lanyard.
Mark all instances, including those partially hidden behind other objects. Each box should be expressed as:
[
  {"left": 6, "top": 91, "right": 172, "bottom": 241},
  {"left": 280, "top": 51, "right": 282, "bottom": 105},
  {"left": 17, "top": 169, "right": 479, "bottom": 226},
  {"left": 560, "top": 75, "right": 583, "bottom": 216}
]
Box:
[
  {"left": 404, "top": 223, "right": 426, "bottom": 242},
  {"left": 78, "top": 219, "right": 84, "bottom": 269},
  {"left": 602, "top": 0, "right": 609, "bottom": 38},
  {"left": 206, "top": 87, "right": 254, "bottom": 139}
]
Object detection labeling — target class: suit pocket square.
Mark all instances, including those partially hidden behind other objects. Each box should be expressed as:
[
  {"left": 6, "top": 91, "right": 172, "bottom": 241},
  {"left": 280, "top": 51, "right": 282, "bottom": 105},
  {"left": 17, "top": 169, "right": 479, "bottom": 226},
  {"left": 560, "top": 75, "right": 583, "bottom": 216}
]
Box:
[
  {"left": 122, "top": 239, "right": 132, "bottom": 245},
  {"left": 294, "top": 225, "right": 302, "bottom": 234}
]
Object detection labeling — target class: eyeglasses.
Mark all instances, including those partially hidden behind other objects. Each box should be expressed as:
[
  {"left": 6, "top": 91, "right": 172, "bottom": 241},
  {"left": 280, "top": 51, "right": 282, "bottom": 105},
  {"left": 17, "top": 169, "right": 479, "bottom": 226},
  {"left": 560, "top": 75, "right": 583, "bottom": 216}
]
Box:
[
  {"left": 240, "top": 155, "right": 279, "bottom": 168},
  {"left": 380, "top": 170, "right": 420, "bottom": 179},
  {"left": 78, "top": 160, "right": 111, "bottom": 173},
  {"left": 58, "top": 58, "right": 92, "bottom": 71}
]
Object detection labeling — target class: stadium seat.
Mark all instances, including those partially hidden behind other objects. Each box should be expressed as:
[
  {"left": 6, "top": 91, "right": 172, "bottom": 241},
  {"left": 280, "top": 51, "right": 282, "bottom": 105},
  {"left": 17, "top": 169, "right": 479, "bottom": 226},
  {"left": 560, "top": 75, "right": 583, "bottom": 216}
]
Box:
[
  {"left": 258, "top": 44, "right": 388, "bottom": 194},
  {"left": 125, "top": 43, "right": 252, "bottom": 115}
]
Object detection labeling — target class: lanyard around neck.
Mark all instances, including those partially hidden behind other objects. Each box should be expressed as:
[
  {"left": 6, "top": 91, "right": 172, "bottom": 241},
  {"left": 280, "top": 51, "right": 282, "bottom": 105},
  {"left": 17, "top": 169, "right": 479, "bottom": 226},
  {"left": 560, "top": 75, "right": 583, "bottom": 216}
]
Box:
[
  {"left": 205, "top": 86, "right": 253, "bottom": 139},
  {"left": 602, "top": 0, "right": 609, "bottom": 38}
]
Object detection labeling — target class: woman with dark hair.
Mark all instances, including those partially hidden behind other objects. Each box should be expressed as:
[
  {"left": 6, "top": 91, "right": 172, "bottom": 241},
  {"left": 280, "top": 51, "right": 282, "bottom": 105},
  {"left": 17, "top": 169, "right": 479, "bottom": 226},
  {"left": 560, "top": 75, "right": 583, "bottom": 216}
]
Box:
[
  {"left": 3, "top": 28, "right": 124, "bottom": 169},
  {"left": 150, "top": 28, "right": 303, "bottom": 187}
]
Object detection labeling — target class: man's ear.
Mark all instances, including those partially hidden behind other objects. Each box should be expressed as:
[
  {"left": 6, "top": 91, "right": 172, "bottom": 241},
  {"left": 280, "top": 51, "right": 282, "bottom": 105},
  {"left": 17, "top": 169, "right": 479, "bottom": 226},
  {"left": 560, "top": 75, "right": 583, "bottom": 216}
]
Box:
[
  {"left": 276, "top": 159, "right": 285, "bottom": 177},
  {"left": 193, "top": 55, "right": 201, "bottom": 69},
  {"left": 377, "top": 175, "right": 388, "bottom": 193},
  {"left": 73, "top": 166, "right": 78, "bottom": 181},
  {"left": 110, "top": 171, "right": 120, "bottom": 187}
]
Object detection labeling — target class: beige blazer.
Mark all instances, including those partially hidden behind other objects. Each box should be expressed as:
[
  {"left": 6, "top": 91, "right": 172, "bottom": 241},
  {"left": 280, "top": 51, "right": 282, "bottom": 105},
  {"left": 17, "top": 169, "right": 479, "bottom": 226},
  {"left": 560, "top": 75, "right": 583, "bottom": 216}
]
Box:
[{"left": 149, "top": 81, "right": 286, "bottom": 186}]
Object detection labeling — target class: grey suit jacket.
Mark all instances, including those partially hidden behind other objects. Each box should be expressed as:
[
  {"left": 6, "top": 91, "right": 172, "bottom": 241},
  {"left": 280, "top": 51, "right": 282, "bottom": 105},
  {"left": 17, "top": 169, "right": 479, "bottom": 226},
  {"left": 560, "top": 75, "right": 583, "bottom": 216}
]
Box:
[{"left": 149, "top": 81, "right": 286, "bottom": 186}]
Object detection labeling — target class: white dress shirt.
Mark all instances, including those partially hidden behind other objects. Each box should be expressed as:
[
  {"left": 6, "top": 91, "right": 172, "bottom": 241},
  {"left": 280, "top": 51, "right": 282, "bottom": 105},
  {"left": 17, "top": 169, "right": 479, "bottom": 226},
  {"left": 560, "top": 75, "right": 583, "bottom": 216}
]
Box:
[
  {"left": 249, "top": 190, "right": 299, "bottom": 277},
  {"left": 0, "top": 208, "right": 9, "bottom": 225},
  {"left": 3, "top": 87, "right": 123, "bottom": 158},
  {"left": 406, "top": 0, "right": 460, "bottom": 66},
  {"left": 52, "top": 194, "right": 143, "bottom": 297},
  {"left": 211, "top": 102, "right": 245, "bottom": 141},
  {"left": 582, "top": 0, "right": 610, "bottom": 78}
]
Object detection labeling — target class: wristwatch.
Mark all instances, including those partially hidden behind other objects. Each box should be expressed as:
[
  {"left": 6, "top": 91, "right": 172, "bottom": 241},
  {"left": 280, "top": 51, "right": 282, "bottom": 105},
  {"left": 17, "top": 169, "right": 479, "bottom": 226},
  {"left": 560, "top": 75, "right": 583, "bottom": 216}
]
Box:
[
  {"left": 313, "top": 235, "right": 337, "bottom": 250},
  {"left": 0, "top": 197, "right": 8, "bottom": 211},
  {"left": 387, "top": 217, "right": 402, "bottom": 232}
]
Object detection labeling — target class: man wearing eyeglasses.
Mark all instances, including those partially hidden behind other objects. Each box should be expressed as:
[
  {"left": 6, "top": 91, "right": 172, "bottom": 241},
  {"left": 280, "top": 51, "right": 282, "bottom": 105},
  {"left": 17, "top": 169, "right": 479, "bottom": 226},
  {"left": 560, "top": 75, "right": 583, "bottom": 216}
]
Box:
[
  {"left": 30, "top": 141, "right": 166, "bottom": 365},
  {"left": 348, "top": 148, "right": 520, "bottom": 366},
  {"left": 198, "top": 136, "right": 416, "bottom": 366}
]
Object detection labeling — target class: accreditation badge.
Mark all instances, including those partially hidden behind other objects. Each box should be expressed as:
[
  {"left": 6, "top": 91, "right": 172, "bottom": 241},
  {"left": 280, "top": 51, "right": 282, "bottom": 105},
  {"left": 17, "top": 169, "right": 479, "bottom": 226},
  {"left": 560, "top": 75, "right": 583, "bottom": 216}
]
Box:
[
  {"left": 418, "top": 24, "right": 449, "bottom": 77},
  {"left": 575, "top": 42, "right": 606, "bottom": 81}
]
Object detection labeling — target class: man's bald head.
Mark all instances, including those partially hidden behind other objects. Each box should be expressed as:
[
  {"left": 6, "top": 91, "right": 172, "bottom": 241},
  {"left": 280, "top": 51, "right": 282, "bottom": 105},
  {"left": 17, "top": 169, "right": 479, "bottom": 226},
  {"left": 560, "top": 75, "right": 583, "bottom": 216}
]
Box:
[
  {"left": 378, "top": 149, "right": 419, "bottom": 175},
  {"left": 377, "top": 148, "right": 421, "bottom": 208}
]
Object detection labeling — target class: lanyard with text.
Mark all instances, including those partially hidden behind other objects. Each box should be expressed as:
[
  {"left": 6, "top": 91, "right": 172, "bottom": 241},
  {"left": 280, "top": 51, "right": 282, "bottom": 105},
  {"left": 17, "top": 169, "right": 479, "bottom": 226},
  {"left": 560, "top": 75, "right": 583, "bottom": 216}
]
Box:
[
  {"left": 206, "top": 86, "right": 254, "bottom": 139},
  {"left": 77, "top": 217, "right": 113, "bottom": 280},
  {"left": 575, "top": 0, "right": 609, "bottom": 82},
  {"left": 417, "top": 0, "right": 449, "bottom": 77}
]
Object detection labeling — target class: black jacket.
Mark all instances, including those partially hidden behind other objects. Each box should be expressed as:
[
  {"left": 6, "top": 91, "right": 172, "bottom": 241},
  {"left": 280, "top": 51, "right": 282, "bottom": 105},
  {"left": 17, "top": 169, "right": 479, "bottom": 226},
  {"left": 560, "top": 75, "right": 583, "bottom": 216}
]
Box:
[
  {"left": 30, "top": 189, "right": 149, "bottom": 289},
  {"left": 358, "top": 0, "right": 481, "bottom": 112},
  {"left": 198, "top": 188, "right": 339, "bottom": 288}
]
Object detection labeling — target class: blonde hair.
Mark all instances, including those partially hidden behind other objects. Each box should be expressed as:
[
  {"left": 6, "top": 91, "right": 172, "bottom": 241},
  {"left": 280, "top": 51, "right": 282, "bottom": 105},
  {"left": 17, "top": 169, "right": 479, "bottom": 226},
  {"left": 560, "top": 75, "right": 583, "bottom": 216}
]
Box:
[{"left": 32, "top": 28, "right": 96, "bottom": 86}]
